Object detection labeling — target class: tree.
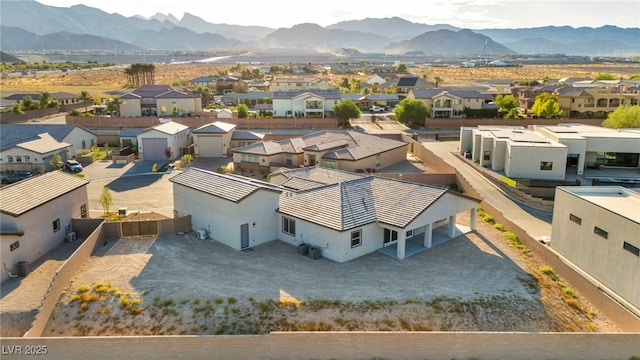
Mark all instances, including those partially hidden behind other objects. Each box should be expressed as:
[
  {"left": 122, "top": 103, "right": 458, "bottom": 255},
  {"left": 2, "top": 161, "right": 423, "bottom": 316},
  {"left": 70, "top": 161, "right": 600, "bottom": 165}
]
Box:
[
  {"left": 106, "top": 96, "right": 123, "bottom": 117},
  {"left": 602, "top": 105, "right": 640, "bottom": 129},
  {"left": 332, "top": 100, "right": 361, "bottom": 128},
  {"left": 394, "top": 99, "right": 429, "bottom": 129},
  {"left": 21, "top": 95, "right": 38, "bottom": 110},
  {"left": 395, "top": 63, "right": 407, "bottom": 73},
  {"left": 594, "top": 73, "right": 615, "bottom": 80},
  {"left": 236, "top": 103, "right": 249, "bottom": 118},
  {"left": 79, "top": 90, "right": 92, "bottom": 113},
  {"left": 531, "top": 93, "right": 563, "bottom": 119},
  {"left": 195, "top": 85, "right": 212, "bottom": 108},
  {"left": 12, "top": 103, "right": 24, "bottom": 115},
  {"left": 386, "top": 83, "right": 397, "bottom": 94},
  {"left": 39, "top": 92, "right": 53, "bottom": 109},
  {"left": 50, "top": 153, "right": 63, "bottom": 170},
  {"left": 172, "top": 105, "right": 178, "bottom": 117},
  {"left": 494, "top": 94, "right": 519, "bottom": 118},
  {"left": 100, "top": 187, "right": 113, "bottom": 215},
  {"left": 181, "top": 154, "right": 193, "bottom": 166},
  {"left": 161, "top": 105, "right": 167, "bottom": 116},
  {"left": 165, "top": 146, "right": 174, "bottom": 162},
  {"left": 434, "top": 76, "right": 443, "bottom": 88}
]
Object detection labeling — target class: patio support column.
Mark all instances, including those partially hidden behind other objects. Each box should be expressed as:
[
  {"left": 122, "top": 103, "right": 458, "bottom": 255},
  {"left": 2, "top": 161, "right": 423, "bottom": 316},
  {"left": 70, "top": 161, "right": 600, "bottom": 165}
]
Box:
[
  {"left": 448, "top": 214, "right": 456, "bottom": 238},
  {"left": 470, "top": 207, "right": 477, "bottom": 231},
  {"left": 397, "top": 231, "right": 406, "bottom": 260},
  {"left": 424, "top": 222, "right": 433, "bottom": 249}
]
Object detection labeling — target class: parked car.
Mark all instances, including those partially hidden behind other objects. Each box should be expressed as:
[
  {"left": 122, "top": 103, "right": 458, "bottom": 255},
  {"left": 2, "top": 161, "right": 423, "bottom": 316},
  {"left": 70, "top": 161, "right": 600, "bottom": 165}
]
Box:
[
  {"left": 1, "top": 171, "right": 33, "bottom": 184},
  {"left": 370, "top": 106, "right": 383, "bottom": 112},
  {"left": 66, "top": 159, "right": 83, "bottom": 172}
]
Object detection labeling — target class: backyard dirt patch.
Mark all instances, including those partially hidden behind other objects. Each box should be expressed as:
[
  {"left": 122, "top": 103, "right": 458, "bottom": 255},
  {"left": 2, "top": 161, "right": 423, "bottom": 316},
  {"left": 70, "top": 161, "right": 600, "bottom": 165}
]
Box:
[{"left": 38, "top": 212, "right": 619, "bottom": 337}]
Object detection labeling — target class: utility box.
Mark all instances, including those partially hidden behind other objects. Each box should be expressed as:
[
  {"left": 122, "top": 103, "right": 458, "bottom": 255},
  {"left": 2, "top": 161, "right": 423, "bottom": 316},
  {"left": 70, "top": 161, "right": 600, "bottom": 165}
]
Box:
[
  {"left": 308, "top": 247, "right": 321, "bottom": 260},
  {"left": 297, "top": 243, "right": 309, "bottom": 255},
  {"left": 16, "top": 261, "right": 30, "bottom": 277}
]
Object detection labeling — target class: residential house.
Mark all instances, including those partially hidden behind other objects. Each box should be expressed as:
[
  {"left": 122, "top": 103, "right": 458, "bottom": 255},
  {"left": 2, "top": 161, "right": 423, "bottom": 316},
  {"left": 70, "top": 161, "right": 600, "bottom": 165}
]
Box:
[
  {"left": 136, "top": 121, "right": 191, "bottom": 161},
  {"left": 555, "top": 81, "right": 640, "bottom": 118},
  {"left": 1, "top": 124, "right": 96, "bottom": 158},
  {"left": 3, "top": 91, "right": 82, "bottom": 106},
  {"left": 187, "top": 77, "right": 218, "bottom": 89},
  {"left": 272, "top": 89, "right": 341, "bottom": 118},
  {"left": 551, "top": 186, "right": 640, "bottom": 308},
  {"left": 120, "top": 85, "right": 202, "bottom": 117},
  {"left": 511, "top": 85, "right": 561, "bottom": 111},
  {"left": 1, "top": 171, "right": 89, "bottom": 283},
  {"left": 222, "top": 91, "right": 273, "bottom": 108},
  {"left": 119, "top": 128, "right": 146, "bottom": 148},
  {"left": 193, "top": 121, "right": 237, "bottom": 157},
  {"left": 366, "top": 73, "right": 399, "bottom": 85},
  {"left": 171, "top": 167, "right": 479, "bottom": 262},
  {"left": 379, "top": 76, "right": 435, "bottom": 97},
  {"left": 232, "top": 130, "right": 407, "bottom": 173},
  {"left": 1, "top": 133, "right": 72, "bottom": 174},
  {"left": 269, "top": 77, "right": 330, "bottom": 92},
  {"left": 408, "top": 89, "right": 495, "bottom": 118},
  {"left": 216, "top": 76, "right": 249, "bottom": 94},
  {"left": 171, "top": 168, "right": 283, "bottom": 251},
  {"left": 230, "top": 131, "right": 265, "bottom": 151},
  {"left": 459, "top": 124, "right": 640, "bottom": 180}
]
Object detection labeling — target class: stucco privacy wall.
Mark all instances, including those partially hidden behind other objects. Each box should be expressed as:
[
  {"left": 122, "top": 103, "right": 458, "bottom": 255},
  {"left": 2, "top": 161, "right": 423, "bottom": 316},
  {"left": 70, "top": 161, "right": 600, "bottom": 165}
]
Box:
[
  {"left": 66, "top": 116, "right": 338, "bottom": 129},
  {"left": 2, "top": 332, "right": 639, "bottom": 359}
]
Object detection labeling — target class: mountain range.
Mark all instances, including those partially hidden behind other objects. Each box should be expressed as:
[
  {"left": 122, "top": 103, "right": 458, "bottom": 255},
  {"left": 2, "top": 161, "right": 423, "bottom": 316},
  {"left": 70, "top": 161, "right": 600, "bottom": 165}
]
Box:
[{"left": 1, "top": 0, "right": 639, "bottom": 56}]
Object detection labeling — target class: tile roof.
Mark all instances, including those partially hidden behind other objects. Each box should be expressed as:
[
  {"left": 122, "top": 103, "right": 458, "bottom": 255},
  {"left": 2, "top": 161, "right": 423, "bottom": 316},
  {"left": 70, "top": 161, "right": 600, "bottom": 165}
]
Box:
[
  {"left": 0, "top": 171, "right": 89, "bottom": 217},
  {"left": 193, "top": 121, "right": 237, "bottom": 134},
  {"left": 141, "top": 121, "right": 190, "bottom": 136},
  {"left": 3, "top": 92, "right": 79, "bottom": 101},
  {"left": 0, "top": 124, "right": 89, "bottom": 151},
  {"left": 223, "top": 92, "right": 273, "bottom": 100},
  {"left": 231, "top": 131, "right": 265, "bottom": 141},
  {"left": 119, "top": 128, "right": 147, "bottom": 137},
  {"left": 367, "top": 94, "right": 399, "bottom": 101},
  {"left": 278, "top": 176, "right": 450, "bottom": 230},
  {"left": 170, "top": 168, "right": 282, "bottom": 202},
  {"left": 273, "top": 89, "right": 341, "bottom": 99},
  {"left": 272, "top": 166, "right": 365, "bottom": 190},
  {"left": 16, "top": 133, "right": 71, "bottom": 154},
  {"left": 156, "top": 90, "right": 200, "bottom": 99},
  {"left": 233, "top": 131, "right": 406, "bottom": 159}
]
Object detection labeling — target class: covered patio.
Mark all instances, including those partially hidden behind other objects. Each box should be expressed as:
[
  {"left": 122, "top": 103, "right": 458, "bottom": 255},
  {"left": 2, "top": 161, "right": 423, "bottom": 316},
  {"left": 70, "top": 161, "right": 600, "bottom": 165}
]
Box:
[{"left": 378, "top": 223, "right": 473, "bottom": 259}]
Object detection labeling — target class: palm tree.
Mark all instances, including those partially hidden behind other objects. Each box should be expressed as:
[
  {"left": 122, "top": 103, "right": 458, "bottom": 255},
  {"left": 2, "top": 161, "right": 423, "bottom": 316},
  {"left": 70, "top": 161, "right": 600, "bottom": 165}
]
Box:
[
  {"left": 434, "top": 76, "right": 443, "bottom": 89},
  {"left": 79, "top": 90, "right": 92, "bottom": 113},
  {"left": 107, "top": 96, "right": 123, "bottom": 117},
  {"left": 195, "top": 85, "right": 212, "bottom": 108}
]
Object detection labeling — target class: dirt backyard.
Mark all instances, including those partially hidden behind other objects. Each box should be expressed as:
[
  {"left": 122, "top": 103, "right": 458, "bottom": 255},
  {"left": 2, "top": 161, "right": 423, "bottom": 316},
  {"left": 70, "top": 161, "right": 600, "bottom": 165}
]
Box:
[{"left": 38, "top": 212, "right": 619, "bottom": 337}]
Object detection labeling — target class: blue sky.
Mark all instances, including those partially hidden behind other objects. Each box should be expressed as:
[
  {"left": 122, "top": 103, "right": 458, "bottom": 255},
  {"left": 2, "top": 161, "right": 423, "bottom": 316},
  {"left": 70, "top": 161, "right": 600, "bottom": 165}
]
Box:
[{"left": 36, "top": 0, "right": 640, "bottom": 29}]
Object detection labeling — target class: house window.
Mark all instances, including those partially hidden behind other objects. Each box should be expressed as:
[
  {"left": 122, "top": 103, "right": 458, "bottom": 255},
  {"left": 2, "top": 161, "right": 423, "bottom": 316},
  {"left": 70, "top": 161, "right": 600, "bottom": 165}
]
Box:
[
  {"left": 406, "top": 229, "right": 413, "bottom": 238},
  {"left": 569, "top": 214, "right": 581, "bottom": 225},
  {"left": 324, "top": 160, "right": 335, "bottom": 169},
  {"left": 16, "top": 156, "right": 22, "bottom": 163},
  {"left": 81, "top": 204, "right": 87, "bottom": 219},
  {"left": 241, "top": 154, "right": 259, "bottom": 163},
  {"left": 53, "top": 219, "right": 61, "bottom": 233},
  {"left": 351, "top": 230, "right": 362, "bottom": 248},
  {"left": 7, "top": 156, "right": 13, "bottom": 162},
  {"left": 10, "top": 241, "right": 19, "bottom": 251},
  {"left": 623, "top": 242, "right": 640, "bottom": 257},
  {"left": 282, "top": 216, "right": 296, "bottom": 236},
  {"left": 375, "top": 154, "right": 381, "bottom": 167},
  {"left": 594, "top": 226, "right": 608, "bottom": 239},
  {"left": 384, "top": 228, "right": 398, "bottom": 244},
  {"left": 483, "top": 151, "right": 490, "bottom": 161},
  {"left": 540, "top": 162, "right": 553, "bottom": 171},
  {"left": 285, "top": 154, "right": 293, "bottom": 165},
  {"left": 82, "top": 140, "right": 87, "bottom": 149},
  {"left": 24, "top": 156, "right": 30, "bottom": 163}
]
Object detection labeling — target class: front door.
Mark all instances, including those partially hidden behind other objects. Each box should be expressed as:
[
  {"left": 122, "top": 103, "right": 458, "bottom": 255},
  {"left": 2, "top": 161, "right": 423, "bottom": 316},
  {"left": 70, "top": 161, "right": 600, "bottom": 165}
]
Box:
[
  {"left": 308, "top": 155, "right": 316, "bottom": 166},
  {"left": 240, "top": 223, "right": 249, "bottom": 249}
]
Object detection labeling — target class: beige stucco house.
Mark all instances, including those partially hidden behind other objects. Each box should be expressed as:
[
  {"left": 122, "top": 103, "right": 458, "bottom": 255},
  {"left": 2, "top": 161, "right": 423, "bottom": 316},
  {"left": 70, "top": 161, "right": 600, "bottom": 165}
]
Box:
[
  {"left": 137, "top": 121, "right": 191, "bottom": 161},
  {"left": 269, "top": 77, "right": 330, "bottom": 92},
  {"left": 120, "top": 85, "right": 202, "bottom": 117},
  {"left": 193, "top": 121, "right": 236, "bottom": 158},
  {"left": 1, "top": 171, "right": 89, "bottom": 283}
]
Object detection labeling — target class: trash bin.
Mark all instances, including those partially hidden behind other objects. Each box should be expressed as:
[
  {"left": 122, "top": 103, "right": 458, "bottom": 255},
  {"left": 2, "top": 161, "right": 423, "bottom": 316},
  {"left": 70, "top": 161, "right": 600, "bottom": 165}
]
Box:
[
  {"left": 16, "top": 261, "right": 30, "bottom": 277},
  {"left": 297, "top": 243, "right": 309, "bottom": 255},
  {"left": 308, "top": 247, "right": 321, "bottom": 260}
]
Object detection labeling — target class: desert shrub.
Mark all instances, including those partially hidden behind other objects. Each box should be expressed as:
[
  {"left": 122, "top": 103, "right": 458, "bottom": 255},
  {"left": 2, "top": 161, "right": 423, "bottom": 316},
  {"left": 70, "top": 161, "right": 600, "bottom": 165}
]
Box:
[
  {"left": 540, "top": 265, "right": 558, "bottom": 281},
  {"left": 483, "top": 214, "right": 495, "bottom": 224},
  {"left": 77, "top": 284, "right": 90, "bottom": 293},
  {"left": 493, "top": 223, "right": 506, "bottom": 232}
]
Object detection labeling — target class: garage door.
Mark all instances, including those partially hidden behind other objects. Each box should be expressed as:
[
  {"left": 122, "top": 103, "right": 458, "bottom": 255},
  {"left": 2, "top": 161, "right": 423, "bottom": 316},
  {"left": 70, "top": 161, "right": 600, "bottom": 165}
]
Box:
[
  {"left": 197, "top": 136, "right": 223, "bottom": 157},
  {"left": 141, "top": 138, "right": 168, "bottom": 161}
]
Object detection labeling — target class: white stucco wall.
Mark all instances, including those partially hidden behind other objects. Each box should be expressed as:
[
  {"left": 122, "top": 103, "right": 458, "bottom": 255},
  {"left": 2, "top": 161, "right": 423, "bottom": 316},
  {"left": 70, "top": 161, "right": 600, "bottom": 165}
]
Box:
[
  {"left": 505, "top": 143, "right": 567, "bottom": 180},
  {"left": 173, "top": 184, "right": 280, "bottom": 250},
  {"left": 120, "top": 98, "right": 141, "bottom": 117},
  {"left": 1, "top": 186, "right": 88, "bottom": 283},
  {"left": 551, "top": 188, "right": 640, "bottom": 308},
  {"left": 491, "top": 139, "right": 507, "bottom": 171},
  {"left": 65, "top": 127, "right": 97, "bottom": 156}
]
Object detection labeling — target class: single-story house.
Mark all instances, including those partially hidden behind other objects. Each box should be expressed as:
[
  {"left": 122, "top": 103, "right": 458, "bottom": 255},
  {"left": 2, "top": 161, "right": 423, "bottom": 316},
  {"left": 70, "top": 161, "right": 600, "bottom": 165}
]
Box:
[
  {"left": 1, "top": 133, "right": 72, "bottom": 174},
  {"left": 1, "top": 171, "right": 89, "bottom": 283},
  {"left": 3, "top": 91, "right": 82, "bottom": 106},
  {"left": 0, "top": 124, "right": 96, "bottom": 157},
  {"left": 193, "top": 121, "right": 237, "bottom": 157},
  {"left": 551, "top": 186, "right": 640, "bottom": 309},
  {"left": 170, "top": 167, "right": 479, "bottom": 262},
  {"left": 119, "top": 128, "right": 146, "bottom": 148},
  {"left": 230, "top": 130, "right": 265, "bottom": 151},
  {"left": 137, "top": 121, "right": 191, "bottom": 161},
  {"left": 232, "top": 130, "right": 407, "bottom": 173},
  {"left": 120, "top": 85, "right": 202, "bottom": 117}
]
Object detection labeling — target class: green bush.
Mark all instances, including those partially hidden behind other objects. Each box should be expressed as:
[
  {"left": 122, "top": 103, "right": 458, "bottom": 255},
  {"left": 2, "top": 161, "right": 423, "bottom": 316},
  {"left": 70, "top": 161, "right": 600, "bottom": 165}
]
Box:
[
  {"left": 483, "top": 215, "right": 495, "bottom": 224},
  {"left": 493, "top": 223, "right": 506, "bottom": 232}
]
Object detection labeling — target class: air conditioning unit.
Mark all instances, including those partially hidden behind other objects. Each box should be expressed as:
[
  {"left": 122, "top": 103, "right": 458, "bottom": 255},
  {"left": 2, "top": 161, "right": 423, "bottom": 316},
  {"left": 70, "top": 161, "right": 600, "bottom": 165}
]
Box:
[
  {"left": 65, "top": 232, "right": 77, "bottom": 243},
  {"left": 196, "top": 229, "right": 208, "bottom": 240}
]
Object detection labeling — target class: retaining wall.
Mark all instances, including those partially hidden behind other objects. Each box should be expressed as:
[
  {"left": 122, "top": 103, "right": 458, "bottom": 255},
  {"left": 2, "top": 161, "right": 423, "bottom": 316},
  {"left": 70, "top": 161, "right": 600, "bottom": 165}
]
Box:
[
  {"left": 2, "top": 332, "right": 639, "bottom": 359},
  {"left": 424, "top": 117, "right": 604, "bottom": 130}
]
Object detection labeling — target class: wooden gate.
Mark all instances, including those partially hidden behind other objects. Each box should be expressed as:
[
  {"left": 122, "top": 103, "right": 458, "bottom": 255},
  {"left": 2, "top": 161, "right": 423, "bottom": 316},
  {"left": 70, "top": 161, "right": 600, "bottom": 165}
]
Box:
[{"left": 121, "top": 221, "right": 159, "bottom": 237}]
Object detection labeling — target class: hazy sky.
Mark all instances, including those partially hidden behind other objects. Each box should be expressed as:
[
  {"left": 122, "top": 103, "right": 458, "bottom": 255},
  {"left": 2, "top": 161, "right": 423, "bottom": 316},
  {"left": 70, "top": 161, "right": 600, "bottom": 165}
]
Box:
[{"left": 37, "top": 0, "right": 640, "bottom": 29}]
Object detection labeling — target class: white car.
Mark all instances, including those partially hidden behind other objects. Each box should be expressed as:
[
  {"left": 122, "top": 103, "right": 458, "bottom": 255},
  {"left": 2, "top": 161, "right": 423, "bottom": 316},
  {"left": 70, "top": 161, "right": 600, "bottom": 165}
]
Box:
[
  {"left": 66, "top": 159, "right": 83, "bottom": 172},
  {"left": 370, "top": 106, "right": 383, "bottom": 112}
]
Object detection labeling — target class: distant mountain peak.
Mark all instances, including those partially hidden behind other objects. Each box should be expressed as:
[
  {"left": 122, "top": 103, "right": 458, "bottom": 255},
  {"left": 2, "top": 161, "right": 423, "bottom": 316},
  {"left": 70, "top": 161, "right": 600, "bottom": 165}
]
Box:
[{"left": 150, "top": 12, "right": 179, "bottom": 24}]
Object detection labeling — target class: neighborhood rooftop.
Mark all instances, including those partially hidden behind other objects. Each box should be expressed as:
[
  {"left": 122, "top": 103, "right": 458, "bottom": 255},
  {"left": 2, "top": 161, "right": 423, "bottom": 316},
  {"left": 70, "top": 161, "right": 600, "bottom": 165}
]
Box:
[
  {"left": 0, "top": 124, "right": 87, "bottom": 151},
  {"left": 0, "top": 171, "right": 89, "bottom": 217},
  {"left": 558, "top": 186, "right": 640, "bottom": 224}
]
